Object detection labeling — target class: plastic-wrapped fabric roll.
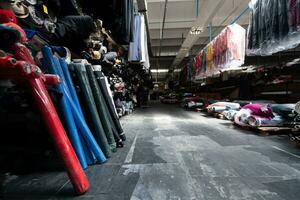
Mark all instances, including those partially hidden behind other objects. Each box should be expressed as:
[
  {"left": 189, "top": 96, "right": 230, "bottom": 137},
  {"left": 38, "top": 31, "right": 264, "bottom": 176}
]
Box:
[
  {"left": 0, "top": 57, "right": 89, "bottom": 194},
  {"left": 94, "top": 70, "right": 124, "bottom": 135},
  {"left": 85, "top": 64, "right": 116, "bottom": 151},
  {"left": 42, "top": 47, "right": 106, "bottom": 164},
  {"left": 72, "top": 62, "right": 111, "bottom": 158}
]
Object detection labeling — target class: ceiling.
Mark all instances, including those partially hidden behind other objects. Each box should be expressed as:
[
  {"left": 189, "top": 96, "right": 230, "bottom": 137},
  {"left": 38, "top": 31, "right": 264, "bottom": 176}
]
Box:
[{"left": 144, "top": 0, "right": 251, "bottom": 82}]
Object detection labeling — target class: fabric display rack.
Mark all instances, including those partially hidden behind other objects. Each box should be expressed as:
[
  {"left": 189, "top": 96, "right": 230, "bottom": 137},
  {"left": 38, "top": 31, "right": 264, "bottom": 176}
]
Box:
[
  {"left": 247, "top": 0, "right": 300, "bottom": 55},
  {"left": 193, "top": 23, "right": 246, "bottom": 81},
  {"left": 0, "top": 0, "right": 150, "bottom": 196}
]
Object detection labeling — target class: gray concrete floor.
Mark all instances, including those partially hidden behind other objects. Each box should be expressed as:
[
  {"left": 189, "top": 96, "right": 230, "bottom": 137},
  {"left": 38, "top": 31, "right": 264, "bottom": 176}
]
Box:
[{"left": 2, "top": 102, "right": 300, "bottom": 200}]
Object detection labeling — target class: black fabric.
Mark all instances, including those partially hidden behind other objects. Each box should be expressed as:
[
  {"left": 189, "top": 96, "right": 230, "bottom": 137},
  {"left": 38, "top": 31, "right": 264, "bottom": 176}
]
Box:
[
  {"left": 44, "top": 0, "right": 81, "bottom": 17},
  {"left": 70, "top": 63, "right": 111, "bottom": 158},
  {"left": 94, "top": 71, "right": 124, "bottom": 135},
  {"left": 80, "top": 0, "right": 134, "bottom": 44},
  {"left": 248, "top": 0, "right": 290, "bottom": 50},
  {"left": 59, "top": 0, "right": 81, "bottom": 16},
  {"left": 53, "top": 15, "right": 95, "bottom": 53}
]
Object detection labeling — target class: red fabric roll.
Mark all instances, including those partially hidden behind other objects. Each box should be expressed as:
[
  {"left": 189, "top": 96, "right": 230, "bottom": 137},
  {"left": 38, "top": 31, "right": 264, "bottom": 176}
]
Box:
[
  {"left": 4, "top": 22, "right": 27, "bottom": 43},
  {"left": 0, "top": 9, "right": 17, "bottom": 24},
  {"left": 11, "top": 43, "right": 35, "bottom": 65},
  {"left": 0, "top": 54, "right": 90, "bottom": 195}
]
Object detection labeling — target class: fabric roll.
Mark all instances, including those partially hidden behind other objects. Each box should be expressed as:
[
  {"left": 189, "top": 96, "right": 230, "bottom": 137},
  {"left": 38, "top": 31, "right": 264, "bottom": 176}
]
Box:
[
  {"left": 0, "top": 56, "right": 89, "bottom": 194},
  {"left": 41, "top": 56, "right": 88, "bottom": 169},
  {"left": 42, "top": 46, "right": 106, "bottom": 164},
  {"left": 94, "top": 71, "right": 124, "bottom": 135},
  {"left": 85, "top": 64, "right": 116, "bottom": 151},
  {"left": 72, "top": 62, "right": 111, "bottom": 158}
]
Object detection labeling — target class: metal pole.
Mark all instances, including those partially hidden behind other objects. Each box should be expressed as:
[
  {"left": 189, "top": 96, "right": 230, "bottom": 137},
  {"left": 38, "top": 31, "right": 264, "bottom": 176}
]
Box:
[
  {"left": 159, "top": 0, "right": 168, "bottom": 58},
  {"left": 231, "top": 6, "right": 250, "bottom": 24}
]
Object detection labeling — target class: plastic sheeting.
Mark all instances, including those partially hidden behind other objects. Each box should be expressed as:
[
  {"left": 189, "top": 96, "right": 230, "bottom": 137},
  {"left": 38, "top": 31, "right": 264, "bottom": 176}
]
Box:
[
  {"left": 247, "top": 0, "right": 300, "bottom": 55},
  {"left": 193, "top": 23, "right": 246, "bottom": 80}
]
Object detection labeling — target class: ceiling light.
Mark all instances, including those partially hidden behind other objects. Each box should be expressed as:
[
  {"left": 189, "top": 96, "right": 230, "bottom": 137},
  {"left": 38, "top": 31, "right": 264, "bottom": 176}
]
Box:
[
  {"left": 151, "top": 69, "right": 169, "bottom": 73},
  {"left": 190, "top": 26, "right": 204, "bottom": 35}
]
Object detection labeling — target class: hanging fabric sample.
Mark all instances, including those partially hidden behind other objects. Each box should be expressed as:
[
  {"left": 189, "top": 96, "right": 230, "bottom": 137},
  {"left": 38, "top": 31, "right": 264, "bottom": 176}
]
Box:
[
  {"left": 129, "top": 13, "right": 150, "bottom": 70},
  {"left": 193, "top": 23, "right": 246, "bottom": 81}
]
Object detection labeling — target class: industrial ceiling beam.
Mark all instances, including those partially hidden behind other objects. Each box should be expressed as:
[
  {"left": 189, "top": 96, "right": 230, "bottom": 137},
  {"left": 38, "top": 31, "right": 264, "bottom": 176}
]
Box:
[
  {"left": 158, "top": 0, "right": 169, "bottom": 58},
  {"left": 169, "top": 0, "right": 227, "bottom": 70}
]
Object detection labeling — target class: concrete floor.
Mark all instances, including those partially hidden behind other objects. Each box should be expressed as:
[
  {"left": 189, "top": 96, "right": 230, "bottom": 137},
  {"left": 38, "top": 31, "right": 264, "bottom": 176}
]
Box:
[{"left": 2, "top": 102, "right": 300, "bottom": 200}]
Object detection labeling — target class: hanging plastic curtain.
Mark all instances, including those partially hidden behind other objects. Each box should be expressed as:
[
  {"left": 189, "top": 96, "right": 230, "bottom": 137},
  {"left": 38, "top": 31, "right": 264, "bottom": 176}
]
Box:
[
  {"left": 193, "top": 23, "right": 246, "bottom": 81},
  {"left": 247, "top": 0, "right": 300, "bottom": 55}
]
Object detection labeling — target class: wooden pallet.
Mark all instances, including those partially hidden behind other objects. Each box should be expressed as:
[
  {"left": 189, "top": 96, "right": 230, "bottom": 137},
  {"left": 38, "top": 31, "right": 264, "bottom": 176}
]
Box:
[
  {"left": 254, "top": 127, "right": 294, "bottom": 136},
  {"left": 233, "top": 123, "right": 297, "bottom": 136},
  {"left": 213, "top": 113, "right": 226, "bottom": 120}
]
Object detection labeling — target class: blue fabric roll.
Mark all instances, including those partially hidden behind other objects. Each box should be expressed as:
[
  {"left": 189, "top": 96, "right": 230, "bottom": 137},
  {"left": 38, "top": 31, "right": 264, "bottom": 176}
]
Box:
[
  {"left": 41, "top": 50, "right": 88, "bottom": 169},
  {"left": 42, "top": 46, "right": 106, "bottom": 164}
]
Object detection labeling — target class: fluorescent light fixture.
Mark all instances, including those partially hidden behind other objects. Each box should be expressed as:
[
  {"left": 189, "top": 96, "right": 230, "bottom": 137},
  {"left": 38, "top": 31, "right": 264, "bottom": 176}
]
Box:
[
  {"left": 190, "top": 26, "right": 204, "bottom": 35},
  {"left": 151, "top": 69, "right": 169, "bottom": 73},
  {"left": 151, "top": 69, "right": 181, "bottom": 73}
]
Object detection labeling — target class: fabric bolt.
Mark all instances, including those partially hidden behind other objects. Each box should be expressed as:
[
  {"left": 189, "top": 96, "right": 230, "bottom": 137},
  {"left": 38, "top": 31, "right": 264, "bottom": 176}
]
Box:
[
  {"left": 242, "top": 104, "right": 274, "bottom": 119},
  {"left": 12, "top": 43, "right": 35, "bottom": 65},
  {"left": 4, "top": 22, "right": 27, "bottom": 43},
  {"left": 94, "top": 71, "right": 124, "bottom": 135},
  {"left": 41, "top": 56, "right": 88, "bottom": 169},
  {"left": 42, "top": 47, "right": 106, "bottom": 165},
  {"left": 0, "top": 24, "right": 21, "bottom": 49},
  {"left": 92, "top": 70, "right": 122, "bottom": 144},
  {"left": 0, "top": 56, "right": 89, "bottom": 195},
  {"left": 85, "top": 64, "right": 116, "bottom": 151},
  {"left": 72, "top": 62, "right": 111, "bottom": 158},
  {"left": 0, "top": 9, "right": 18, "bottom": 24}
]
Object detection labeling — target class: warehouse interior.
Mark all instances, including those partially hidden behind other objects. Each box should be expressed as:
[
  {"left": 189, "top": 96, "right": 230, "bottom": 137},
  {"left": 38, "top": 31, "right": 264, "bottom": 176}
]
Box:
[{"left": 0, "top": 0, "right": 300, "bottom": 199}]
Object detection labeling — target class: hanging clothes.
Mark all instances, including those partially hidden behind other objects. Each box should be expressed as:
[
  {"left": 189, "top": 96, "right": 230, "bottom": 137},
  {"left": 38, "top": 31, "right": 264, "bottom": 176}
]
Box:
[{"left": 129, "top": 13, "right": 150, "bottom": 69}]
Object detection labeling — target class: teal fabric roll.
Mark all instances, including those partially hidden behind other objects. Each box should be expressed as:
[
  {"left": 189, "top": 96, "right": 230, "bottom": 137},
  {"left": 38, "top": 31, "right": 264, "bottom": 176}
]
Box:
[
  {"left": 71, "top": 62, "right": 111, "bottom": 158},
  {"left": 85, "top": 64, "right": 116, "bottom": 151}
]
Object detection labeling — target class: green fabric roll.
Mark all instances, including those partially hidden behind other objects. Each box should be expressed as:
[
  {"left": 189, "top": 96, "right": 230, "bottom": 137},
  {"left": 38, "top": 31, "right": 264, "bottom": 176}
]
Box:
[
  {"left": 85, "top": 64, "right": 116, "bottom": 152},
  {"left": 72, "top": 63, "right": 111, "bottom": 158}
]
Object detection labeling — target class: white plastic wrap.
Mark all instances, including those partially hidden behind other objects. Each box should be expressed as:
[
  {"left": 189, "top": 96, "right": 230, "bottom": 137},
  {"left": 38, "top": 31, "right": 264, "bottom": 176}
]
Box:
[
  {"left": 247, "top": 0, "right": 300, "bottom": 56},
  {"left": 193, "top": 23, "right": 246, "bottom": 81}
]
